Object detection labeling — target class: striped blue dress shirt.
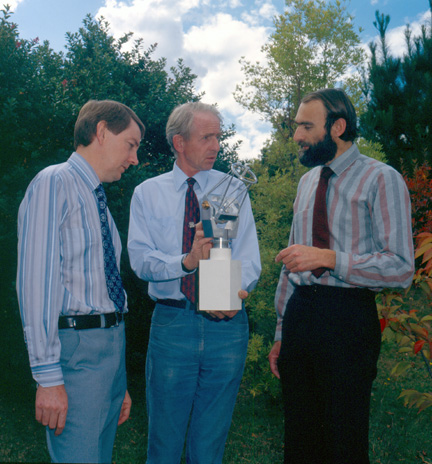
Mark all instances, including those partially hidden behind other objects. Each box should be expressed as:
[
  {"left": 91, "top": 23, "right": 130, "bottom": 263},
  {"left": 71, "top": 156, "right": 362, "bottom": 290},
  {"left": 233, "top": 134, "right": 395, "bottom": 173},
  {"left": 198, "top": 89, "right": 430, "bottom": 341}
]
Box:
[
  {"left": 274, "top": 144, "right": 415, "bottom": 341},
  {"left": 16, "top": 152, "right": 126, "bottom": 387}
]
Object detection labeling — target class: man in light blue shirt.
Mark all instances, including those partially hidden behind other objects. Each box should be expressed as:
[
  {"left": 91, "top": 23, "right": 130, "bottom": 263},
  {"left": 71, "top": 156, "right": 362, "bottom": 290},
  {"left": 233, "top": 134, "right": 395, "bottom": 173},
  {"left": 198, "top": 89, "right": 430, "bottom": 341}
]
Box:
[
  {"left": 17, "top": 100, "right": 145, "bottom": 463},
  {"left": 128, "top": 102, "right": 261, "bottom": 463}
]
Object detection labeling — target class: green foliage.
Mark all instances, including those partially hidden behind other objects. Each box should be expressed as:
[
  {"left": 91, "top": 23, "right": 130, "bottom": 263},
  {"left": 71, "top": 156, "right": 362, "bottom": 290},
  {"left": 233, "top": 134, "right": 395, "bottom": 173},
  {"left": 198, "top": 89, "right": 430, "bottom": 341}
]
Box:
[
  {"left": 361, "top": 5, "right": 432, "bottom": 171},
  {"left": 403, "top": 163, "right": 432, "bottom": 236},
  {"left": 377, "top": 231, "right": 432, "bottom": 415},
  {"left": 0, "top": 7, "right": 239, "bottom": 366},
  {"left": 242, "top": 334, "right": 281, "bottom": 398},
  {"left": 356, "top": 138, "right": 388, "bottom": 163},
  {"left": 234, "top": 0, "right": 366, "bottom": 137}
]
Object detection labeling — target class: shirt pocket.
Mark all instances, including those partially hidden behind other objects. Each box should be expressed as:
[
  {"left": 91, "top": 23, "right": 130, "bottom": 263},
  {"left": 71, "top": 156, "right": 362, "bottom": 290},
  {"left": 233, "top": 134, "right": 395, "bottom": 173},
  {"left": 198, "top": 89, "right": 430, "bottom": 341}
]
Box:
[{"left": 148, "top": 216, "right": 181, "bottom": 254}]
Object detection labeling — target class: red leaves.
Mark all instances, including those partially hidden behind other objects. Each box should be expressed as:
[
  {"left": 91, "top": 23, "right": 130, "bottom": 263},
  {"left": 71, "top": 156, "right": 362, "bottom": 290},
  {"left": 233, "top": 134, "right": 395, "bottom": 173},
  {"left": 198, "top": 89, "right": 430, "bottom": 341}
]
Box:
[{"left": 414, "top": 339, "right": 425, "bottom": 354}]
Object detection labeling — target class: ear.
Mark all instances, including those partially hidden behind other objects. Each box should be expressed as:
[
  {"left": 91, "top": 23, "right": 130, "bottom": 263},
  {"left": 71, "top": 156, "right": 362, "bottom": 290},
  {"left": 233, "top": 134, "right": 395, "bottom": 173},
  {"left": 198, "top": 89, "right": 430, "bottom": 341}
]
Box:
[
  {"left": 95, "top": 120, "right": 108, "bottom": 145},
  {"left": 331, "top": 118, "right": 346, "bottom": 139},
  {"left": 173, "top": 134, "right": 184, "bottom": 154}
]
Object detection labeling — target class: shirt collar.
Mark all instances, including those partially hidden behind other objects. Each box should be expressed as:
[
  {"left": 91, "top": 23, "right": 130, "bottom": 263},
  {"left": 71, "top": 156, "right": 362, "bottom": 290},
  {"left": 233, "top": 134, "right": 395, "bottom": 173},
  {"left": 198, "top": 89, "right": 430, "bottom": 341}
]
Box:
[
  {"left": 328, "top": 143, "right": 360, "bottom": 177},
  {"left": 173, "top": 161, "right": 210, "bottom": 193},
  {"left": 67, "top": 152, "right": 101, "bottom": 191}
]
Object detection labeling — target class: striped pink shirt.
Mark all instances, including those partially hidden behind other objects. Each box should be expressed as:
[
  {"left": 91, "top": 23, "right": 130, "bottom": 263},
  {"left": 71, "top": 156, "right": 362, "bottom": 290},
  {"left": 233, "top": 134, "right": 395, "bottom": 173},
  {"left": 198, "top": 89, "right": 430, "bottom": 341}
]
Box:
[{"left": 274, "top": 144, "right": 414, "bottom": 340}]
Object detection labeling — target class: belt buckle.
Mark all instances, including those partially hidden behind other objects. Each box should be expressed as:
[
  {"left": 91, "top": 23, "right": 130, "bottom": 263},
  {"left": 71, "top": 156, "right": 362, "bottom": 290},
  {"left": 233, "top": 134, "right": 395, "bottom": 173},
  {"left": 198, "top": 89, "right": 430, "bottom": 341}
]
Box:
[{"left": 101, "top": 313, "right": 119, "bottom": 328}]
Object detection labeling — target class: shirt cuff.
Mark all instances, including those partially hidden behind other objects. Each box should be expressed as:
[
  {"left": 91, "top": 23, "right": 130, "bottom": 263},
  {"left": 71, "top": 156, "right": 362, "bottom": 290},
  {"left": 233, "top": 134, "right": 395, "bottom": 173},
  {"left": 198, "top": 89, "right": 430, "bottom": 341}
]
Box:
[
  {"left": 181, "top": 254, "right": 196, "bottom": 275},
  {"left": 31, "top": 363, "right": 64, "bottom": 388},
  {"left": 332, "top": 250, "right": 349, "bottom": 281}
]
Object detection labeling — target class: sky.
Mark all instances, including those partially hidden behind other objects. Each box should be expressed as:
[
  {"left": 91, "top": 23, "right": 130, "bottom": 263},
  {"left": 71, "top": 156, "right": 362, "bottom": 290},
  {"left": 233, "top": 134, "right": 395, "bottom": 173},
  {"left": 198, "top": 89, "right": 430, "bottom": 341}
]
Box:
[{"left": 5, "top": 0, "right": 432, "bottom": 160}]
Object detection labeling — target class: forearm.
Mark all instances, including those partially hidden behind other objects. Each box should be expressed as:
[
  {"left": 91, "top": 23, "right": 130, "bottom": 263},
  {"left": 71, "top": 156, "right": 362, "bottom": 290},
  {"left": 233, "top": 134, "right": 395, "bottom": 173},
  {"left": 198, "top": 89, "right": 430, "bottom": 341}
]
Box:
[
  {"left": 17, "top": 174, "right": 65, "bottom": 386},
  {"left": 333, "top": 249, "right": 414, "bottom": 289}
]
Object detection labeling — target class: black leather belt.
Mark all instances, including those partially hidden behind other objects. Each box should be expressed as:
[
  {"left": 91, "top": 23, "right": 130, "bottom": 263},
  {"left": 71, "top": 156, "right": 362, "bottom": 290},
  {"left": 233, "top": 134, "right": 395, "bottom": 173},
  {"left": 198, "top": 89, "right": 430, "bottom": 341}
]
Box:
[
  {"left": 156, "top": 299, "right": 189, "bottom": 309},
  {"left": 58, "top": 312, "right": 124, "bottom": 330},
  {"left": 296, "top": 285, "right": 375, "bottom": 302}
]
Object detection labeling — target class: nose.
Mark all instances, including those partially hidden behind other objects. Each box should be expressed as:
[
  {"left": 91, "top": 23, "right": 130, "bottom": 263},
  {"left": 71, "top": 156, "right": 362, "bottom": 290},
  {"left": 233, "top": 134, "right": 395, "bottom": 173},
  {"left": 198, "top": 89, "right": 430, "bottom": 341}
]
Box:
[
  {"left": 130, "top": 149, "right": 139, "bottom": 166},
  {"left": 293, "top": 127, "right": 302, "bottom": 143},
  {"left": 212, "top": 136, "right": 220, "bottom": 152}
]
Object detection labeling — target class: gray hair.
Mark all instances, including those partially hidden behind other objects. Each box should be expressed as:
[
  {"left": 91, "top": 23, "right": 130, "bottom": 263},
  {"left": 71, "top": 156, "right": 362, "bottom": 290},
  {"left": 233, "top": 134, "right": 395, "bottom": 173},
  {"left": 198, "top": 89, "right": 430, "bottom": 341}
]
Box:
[{"left": 166, "top": 102, "right": 222, "bottom": 157}]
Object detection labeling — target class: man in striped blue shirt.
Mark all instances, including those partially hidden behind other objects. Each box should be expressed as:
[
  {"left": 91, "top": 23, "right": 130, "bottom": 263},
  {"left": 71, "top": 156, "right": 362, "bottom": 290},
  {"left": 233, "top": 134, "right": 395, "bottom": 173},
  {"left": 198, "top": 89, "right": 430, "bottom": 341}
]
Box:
[
  {"left": 268, "top": 89, "right": 414, "bottom": 464},
  {"left": 17, "top": 100, "right": 145, "bottom": 463}
]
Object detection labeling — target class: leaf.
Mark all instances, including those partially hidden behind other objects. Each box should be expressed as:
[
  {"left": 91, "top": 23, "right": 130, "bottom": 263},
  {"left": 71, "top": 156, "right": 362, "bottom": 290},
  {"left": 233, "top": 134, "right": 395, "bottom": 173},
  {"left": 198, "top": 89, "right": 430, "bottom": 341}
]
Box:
[
  {"left": 397, "top": 347, "right": 413, "bottom": 354},
  {"left": 391, "top": 361, "right": 412, "bottom": 377},
  {"left": 414, "top": 340, "right": 426, "bottom": 354},
  {"left": 417, "top": 233, "right": 432, "bottom": 247},
  {"left": 419, "top": 281, "right": 432, "bottom": 297},
  {"left": 410, "top": 324, "right": 429, "bottom": 338}
]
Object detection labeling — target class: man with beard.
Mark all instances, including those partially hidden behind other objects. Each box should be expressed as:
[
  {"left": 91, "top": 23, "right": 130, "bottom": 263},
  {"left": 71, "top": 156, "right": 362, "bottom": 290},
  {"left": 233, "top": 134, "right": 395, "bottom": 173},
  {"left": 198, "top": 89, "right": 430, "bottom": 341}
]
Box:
[{"left": 268, "top": 88, "right": 414, "bottom": 464}]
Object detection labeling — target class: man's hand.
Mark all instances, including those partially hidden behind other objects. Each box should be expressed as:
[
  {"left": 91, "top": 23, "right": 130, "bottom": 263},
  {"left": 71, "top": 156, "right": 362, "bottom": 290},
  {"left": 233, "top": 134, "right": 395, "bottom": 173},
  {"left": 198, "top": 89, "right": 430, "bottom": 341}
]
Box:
[
  {"left": 268, "top": 341, "right": 281, "bottom": 379},
  {"left": 275, "top": 244, "right": 336, "bottom": 273},
  {"left": 118, "top": 390, "right": 132, "bottom": 425},
  {"left": 205, "top": 290, "right": 248, "bottom": 319},
  {"left": 35, "top": 384, "right": 68, "bottom": 436},
  {"left": 182, "top": 222, "right": 213, "bottom": 271}
]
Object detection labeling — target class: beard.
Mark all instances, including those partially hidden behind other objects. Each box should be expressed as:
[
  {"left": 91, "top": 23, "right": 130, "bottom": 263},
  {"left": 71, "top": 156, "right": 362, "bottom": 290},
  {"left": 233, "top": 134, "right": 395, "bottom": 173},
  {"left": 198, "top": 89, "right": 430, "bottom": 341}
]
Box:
[{"left": 299, "top": 130, "right": 338, "bottom": 168}]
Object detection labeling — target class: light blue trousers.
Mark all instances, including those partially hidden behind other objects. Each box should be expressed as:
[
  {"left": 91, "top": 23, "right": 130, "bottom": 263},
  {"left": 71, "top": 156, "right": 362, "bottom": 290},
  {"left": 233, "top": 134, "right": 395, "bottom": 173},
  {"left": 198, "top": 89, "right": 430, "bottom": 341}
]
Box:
[
  {"left": 146, "top": 303, "right": 249, "bottom": 464},
  {"left": 47, "top": 322, "right": 127, "bottom": 463}
]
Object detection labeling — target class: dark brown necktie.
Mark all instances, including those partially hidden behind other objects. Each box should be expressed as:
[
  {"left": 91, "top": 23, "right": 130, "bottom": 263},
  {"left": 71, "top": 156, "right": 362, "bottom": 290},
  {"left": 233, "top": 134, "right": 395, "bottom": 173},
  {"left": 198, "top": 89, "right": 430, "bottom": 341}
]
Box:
[
  {"left": 312, "top": 166, "right": 333, "bottom": 278},
  {"left": 181, "top": 178, "right": 200, "bottom": 303}
]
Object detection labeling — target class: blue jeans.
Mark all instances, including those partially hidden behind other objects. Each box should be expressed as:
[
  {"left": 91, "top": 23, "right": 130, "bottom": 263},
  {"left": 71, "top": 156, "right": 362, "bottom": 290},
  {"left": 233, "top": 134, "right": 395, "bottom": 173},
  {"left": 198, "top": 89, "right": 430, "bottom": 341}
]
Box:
[
  {"left": 146, "top": 303, "right": 249, "bottom": 464},
  {"left": 47, "top": 322, "right": 127, "bottom": 463}
]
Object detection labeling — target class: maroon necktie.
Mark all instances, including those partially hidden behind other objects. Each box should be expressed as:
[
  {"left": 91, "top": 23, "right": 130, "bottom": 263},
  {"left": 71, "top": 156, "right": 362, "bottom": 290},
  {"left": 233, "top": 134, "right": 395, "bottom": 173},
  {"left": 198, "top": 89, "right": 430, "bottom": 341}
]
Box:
[
  {"left": 181, "top": 178, "right": 200, "bottom": 303},
  {"left": 312, "top": 166, "right": 333, "bottom": 278}
]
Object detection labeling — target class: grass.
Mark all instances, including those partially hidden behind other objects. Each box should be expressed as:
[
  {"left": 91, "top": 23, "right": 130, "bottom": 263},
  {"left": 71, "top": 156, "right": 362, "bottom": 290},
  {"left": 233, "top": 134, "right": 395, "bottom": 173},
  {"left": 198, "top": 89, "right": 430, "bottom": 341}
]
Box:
[{"left": 1, "top": 296, "right": 432, "bottom": 463}]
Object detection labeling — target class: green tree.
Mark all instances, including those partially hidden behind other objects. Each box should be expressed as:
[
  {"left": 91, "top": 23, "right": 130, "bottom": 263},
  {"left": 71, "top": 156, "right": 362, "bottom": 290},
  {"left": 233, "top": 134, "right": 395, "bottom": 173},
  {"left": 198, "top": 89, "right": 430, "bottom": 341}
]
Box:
[
  {"left": 361, "top": 3, "right": 432, "bottom": 171},
  {"left": 0, "top": 8, "right": 241, "bottom": 372},
  {"left": 234, "top": 0, "right": 366, "bottom": 138}
]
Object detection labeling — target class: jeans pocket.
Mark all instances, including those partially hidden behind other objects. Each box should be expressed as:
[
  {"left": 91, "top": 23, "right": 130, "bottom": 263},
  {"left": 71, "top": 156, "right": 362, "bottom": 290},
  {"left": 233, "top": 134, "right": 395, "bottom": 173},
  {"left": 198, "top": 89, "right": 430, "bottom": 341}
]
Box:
[
  {"left": 152, "top": 305, "right": 182, "bottom": 327},
  {"left": 59, "top": 330, "right": 83, "bottom": 369}
]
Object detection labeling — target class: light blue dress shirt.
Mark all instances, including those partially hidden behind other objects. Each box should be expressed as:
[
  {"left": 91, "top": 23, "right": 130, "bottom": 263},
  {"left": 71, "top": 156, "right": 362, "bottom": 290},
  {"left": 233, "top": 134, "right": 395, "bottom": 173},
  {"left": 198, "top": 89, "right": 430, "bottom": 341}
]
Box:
[
  {"left": 16, "top": 152, "right": 126, "bottom": 387},
  {"left": 128, "top": 162, "right": 261, "bottom": 300}
]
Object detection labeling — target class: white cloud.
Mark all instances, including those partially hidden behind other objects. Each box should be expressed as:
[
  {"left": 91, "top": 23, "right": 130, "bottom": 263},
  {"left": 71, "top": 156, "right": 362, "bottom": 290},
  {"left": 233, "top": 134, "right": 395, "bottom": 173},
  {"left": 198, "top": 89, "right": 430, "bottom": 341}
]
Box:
[
  {"left": 369, "top": 9, "right": 431, "bottom": 58},
  {"left": 5, "top": 0, "right": 24, "bottom": 11},
  {"left": 96, "top": 0, "right": 274, "bottom": 159}
]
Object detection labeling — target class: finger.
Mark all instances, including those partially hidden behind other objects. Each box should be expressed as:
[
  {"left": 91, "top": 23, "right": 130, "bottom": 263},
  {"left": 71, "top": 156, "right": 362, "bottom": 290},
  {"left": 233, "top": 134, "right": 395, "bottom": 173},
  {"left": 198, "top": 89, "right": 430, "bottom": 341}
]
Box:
[
  {"left": 204, "top": 311, "right": 217, "bottom": 319},
  {"left": 207, "top": 311, "right": 225, "bottom": 319},
  {"left": 41, "top": 409, "right": 52, "bottom": 427},
  {"left": 238, "top": 290, "right": 248, "bottom": 300},
  {"left": 118, "top": 403, "right": 131, "bottom": 425},
  {"left": 35, "top": 405, "right": 43, "bottom": 423},
  {"left": 275, "top": 248, "right": 289, "bottom": 263},
  {"left": 55, "top": 410, "right": 67, "bottom": 436},
  {"left": 269, "top": 357, "right": 280, "bottom": 379},
  {"left": 48, "top": 411, "right": 59, "bottom": 430},
  {"left": 222, "top": 310, "right": 239, "bottom": 319}
]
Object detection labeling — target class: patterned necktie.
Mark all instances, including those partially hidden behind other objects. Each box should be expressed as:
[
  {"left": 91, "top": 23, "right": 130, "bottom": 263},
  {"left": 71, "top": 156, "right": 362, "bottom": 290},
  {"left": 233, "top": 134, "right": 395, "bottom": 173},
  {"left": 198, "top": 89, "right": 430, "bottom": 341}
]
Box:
[
  {"left": 312, "top": 166, "right": 334, "bottom": 278},
  {"left": 181, "top": 178, "right": 200, "bottom": 304},
  {"left": 95, "top": 184, "right": 125, "bottom": 312}
]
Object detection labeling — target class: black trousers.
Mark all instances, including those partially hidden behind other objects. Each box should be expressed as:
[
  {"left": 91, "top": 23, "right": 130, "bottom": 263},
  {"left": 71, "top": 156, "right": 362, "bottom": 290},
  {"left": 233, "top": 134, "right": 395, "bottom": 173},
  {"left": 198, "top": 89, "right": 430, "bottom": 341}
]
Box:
[{"left": 278, "top": 285, "right": 381, "bottom": 464}]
